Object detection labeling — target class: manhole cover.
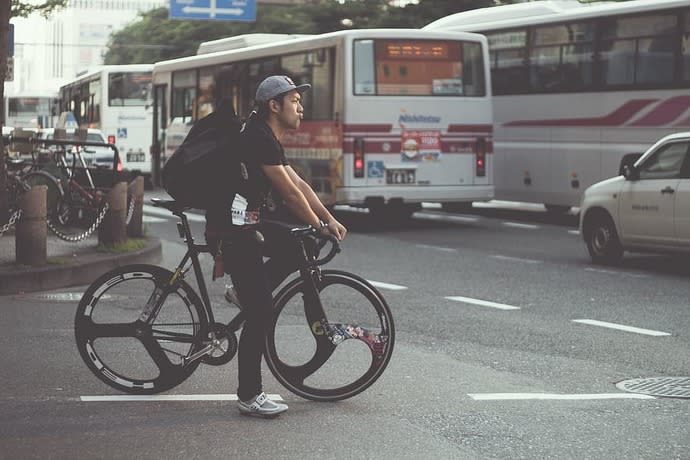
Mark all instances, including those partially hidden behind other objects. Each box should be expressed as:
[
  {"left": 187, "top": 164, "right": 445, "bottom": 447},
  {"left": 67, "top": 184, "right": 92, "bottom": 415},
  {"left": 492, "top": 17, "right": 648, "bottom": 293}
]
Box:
[{"left": 616, "top": 377, "right": 690, "bottom": 399}]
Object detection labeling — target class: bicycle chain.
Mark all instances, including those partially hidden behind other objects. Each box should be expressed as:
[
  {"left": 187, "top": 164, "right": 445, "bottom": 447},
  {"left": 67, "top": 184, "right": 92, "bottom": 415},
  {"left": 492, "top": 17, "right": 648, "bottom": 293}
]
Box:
[
  {"left": 0, "top": 208, "right": 22, "bottom": 238},
  {"left": 47, "top": 201, "right": 110, "bottom": 242}
]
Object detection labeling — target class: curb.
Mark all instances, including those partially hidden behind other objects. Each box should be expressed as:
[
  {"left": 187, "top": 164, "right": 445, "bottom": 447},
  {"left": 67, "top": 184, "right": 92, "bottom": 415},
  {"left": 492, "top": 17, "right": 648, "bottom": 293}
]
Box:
[{"left": 0, "top": 237, "right": 162, "bottom": 295}]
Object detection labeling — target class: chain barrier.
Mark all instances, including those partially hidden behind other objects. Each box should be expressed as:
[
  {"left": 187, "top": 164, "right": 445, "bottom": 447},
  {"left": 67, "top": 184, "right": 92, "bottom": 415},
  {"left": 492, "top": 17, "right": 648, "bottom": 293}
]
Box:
[
  {"left": 47, "top": 202, "right": 110, "bottom": 243},
  {"left": 0, "top": 208, "right": 23, "bottom": 238}
]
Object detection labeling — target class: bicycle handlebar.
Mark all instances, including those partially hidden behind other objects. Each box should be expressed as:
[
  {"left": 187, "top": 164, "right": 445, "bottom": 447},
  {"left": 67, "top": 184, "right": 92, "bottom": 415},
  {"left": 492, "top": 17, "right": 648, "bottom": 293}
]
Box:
[
  {"left": 289, "top": 225, "right": 341, "bottom": 266},
  {"left": 314, "top": 232, "right": 341, "bottom": 266}
]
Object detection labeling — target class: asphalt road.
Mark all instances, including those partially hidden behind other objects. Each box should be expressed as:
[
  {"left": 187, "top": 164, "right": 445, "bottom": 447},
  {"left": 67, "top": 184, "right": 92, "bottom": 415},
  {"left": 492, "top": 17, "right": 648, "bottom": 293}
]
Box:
[{"left": 1, "top": 199, "right": 688, "bottom": 459}]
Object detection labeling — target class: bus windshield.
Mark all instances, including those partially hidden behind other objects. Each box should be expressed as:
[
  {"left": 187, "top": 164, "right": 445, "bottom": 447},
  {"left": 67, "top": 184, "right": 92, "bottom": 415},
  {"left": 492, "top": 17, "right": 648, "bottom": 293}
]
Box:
[
  {"left": 108, "top": 72, "right": 152, "bottom": 106},
  {"left": 353, "top": 39, "right": 485, "bottom": 96}
]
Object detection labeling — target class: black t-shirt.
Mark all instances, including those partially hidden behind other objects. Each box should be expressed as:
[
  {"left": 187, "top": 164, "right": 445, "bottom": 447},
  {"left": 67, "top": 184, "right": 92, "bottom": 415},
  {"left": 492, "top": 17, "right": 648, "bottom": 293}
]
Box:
[
  {"left": 206, "top": 118, "right": 288, "bottom": 230},
  {"left": 241, "top": 118, "right": 287, "bottom": 212}
]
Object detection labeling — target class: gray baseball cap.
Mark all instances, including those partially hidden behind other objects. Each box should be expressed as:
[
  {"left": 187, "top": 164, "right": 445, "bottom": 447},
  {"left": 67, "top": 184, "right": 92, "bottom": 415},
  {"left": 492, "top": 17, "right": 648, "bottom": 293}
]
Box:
[{"left": 255, "top": 75, "right": 311, "bottom": 103}]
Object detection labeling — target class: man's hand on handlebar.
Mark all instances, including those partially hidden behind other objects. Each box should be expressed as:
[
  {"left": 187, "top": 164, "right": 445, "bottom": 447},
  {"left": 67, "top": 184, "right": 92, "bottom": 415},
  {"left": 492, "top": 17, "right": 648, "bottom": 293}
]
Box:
[{"left": 319, "top": 218, "right": 347, "bottom": 241}]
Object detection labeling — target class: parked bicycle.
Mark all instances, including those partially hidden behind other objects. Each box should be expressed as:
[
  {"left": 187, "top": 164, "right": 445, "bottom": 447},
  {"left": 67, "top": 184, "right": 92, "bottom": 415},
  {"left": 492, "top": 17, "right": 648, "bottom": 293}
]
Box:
[{"left": 74, "top": 199, "right": 395, "bottom": 401}]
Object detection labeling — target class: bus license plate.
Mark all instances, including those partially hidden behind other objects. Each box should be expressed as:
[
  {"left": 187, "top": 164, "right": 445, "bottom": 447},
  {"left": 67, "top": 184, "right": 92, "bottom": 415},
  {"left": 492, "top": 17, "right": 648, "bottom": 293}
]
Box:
[
  {"left": 386, "top": 168, "right": 416, "bottom": 184},
  {"left": 127, "top": 152, "right": 145, "bottom": 162}
]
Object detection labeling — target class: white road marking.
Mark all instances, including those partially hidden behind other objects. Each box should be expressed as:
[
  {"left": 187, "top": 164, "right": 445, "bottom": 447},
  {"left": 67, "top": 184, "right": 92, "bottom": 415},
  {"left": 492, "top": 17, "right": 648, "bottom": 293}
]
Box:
[
  {"left": 80, "top": 394, "right": 284, "bottom": 402},
  {"left": 491, "top": 254, "right": 541, "bottom": 264},
  {"left": 367, "top": 280, "right": 408, "bottom": 291},
  {"left": 415, "top": 212, "right": 479, "bottom": 223},
  {"left": 415, "top": 244, "right": 457, "bottom": 253},
  {"left": 568, "top": 230, "right": 580, "bottom": 235},
  {"left": 142, "top": 216, "right": 166, "bottom": 223},
  {"left": 584, "top": 267, "right": 648, "bottom": 279},
  {"left": 468, "top": 393, "right": 655, "bottom": 401},
  {"left": 502, "top": 222, "right": 540, "bottom": 230},
  {"left": 445, "top": 296, "right": 521, "bottom": 310},
  {"left": 143, "top": 204, "right": 206, "bottom": 223},
  {"left": 572, "top": 319, "right": 671, "bottom": 337}
]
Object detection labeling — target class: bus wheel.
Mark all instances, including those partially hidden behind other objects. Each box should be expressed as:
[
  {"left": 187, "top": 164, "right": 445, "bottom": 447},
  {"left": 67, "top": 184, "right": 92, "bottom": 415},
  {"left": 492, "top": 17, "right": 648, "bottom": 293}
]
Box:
[{"left": 585, "top": 214, "right": 623, "bottom": 264}]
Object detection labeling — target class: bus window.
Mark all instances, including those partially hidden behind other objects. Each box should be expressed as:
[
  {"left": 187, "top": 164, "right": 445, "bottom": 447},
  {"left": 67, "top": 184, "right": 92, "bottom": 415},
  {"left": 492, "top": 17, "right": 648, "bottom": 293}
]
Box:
[
  {"left": 353, "top": 39, "right": 485, "bottom": 97},
  {"left": 487, "top": 30, "right": 528, "bottom": 95},
  {"left": 89, "top": 79, "right": 101, "bottom": 124},
  {"left": 600, "top": 13, "right": 676, "bottom": 86},
  {"left": 197, "top": 66, "right": 216, "bottom": 119},
  {"left": 280, "top": 48, "right": 334, "bottom": 120},
  {"left": 172, "top": 69, "right": 197, "bottom": 123},
  {"left": 109, "top": 72, "right": 153, "bottom": 106},
  {"left": 529, "top": 21, "right": 594, "bottom": 92}
]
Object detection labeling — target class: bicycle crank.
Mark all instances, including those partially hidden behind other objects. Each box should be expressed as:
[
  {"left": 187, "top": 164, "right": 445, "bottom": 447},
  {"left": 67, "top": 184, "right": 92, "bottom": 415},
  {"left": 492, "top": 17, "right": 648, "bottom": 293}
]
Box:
[{"left": 200, "top": 323, "right": 238, "bottom": 366}]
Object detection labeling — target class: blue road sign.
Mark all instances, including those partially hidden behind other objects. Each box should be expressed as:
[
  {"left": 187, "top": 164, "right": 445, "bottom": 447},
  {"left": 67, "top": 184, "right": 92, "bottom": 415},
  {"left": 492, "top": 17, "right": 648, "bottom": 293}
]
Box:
[{"left": 169, "top": 0, "right": 256, "bottom": 22}]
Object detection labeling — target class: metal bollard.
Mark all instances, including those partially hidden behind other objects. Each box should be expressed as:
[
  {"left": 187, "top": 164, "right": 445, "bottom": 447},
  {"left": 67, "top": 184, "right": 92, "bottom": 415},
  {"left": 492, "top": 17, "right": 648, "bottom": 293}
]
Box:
[
  {"left": 98, "top": 182, "right": 127, "bottom": 245},
  {"left": 127, "top": 176, "right": 144, "bottom": 237},
  {"left": 16, "top": 185, "right": 47, "bottom": 266}
]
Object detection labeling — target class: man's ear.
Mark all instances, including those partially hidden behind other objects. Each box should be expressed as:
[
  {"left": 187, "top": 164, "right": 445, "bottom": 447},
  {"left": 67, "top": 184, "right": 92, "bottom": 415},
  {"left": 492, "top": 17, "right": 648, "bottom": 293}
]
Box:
[{"left": 269, "top": 99, "right": 280, "bottom": 114}]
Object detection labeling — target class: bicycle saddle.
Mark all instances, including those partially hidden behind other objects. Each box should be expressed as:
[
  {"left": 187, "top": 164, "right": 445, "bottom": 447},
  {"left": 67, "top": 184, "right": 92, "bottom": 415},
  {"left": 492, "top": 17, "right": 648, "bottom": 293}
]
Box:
[{"left": 150, "top": 198, "right": 191, "bottom": 213}]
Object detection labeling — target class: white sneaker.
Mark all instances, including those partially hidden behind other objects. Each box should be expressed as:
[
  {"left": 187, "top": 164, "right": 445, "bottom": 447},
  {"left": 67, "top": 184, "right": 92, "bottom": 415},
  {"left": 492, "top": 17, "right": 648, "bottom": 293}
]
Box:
[
  {"left": 238, "top": 392, "right": 288, "bottom": 418},
  {"left": 224, "top": 285, "right": 242, "bottom": 310}
]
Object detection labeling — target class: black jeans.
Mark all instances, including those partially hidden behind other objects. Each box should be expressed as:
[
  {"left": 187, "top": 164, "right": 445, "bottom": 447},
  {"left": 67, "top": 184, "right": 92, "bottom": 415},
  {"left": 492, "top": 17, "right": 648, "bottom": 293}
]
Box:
[{"left": 215, "top": 220, "right": 314, "bottom": 401}]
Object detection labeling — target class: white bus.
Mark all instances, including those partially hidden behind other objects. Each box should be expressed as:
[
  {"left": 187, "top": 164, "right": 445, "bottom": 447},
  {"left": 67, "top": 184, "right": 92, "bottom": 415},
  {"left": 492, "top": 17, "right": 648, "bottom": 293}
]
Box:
[
  {"left": 3, "top": 93, "right": 58, "bottom": 129},
  {"left": 425, "top": 0, "right": 690, "bottom": 212},
  {"left": 151, "top": 29, "right": 493, "bottom": 217},
  {"left": 58, "top": 64, "right": 154, "bottom": 182}
]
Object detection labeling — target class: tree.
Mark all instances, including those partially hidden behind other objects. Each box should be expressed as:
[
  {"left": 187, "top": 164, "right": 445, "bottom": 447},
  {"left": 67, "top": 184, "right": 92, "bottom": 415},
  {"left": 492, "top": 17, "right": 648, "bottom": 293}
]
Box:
[
  {"left": 1, "top": 1, "right": 67, "bottom": 225},
  {"left": 104, "top": 0, "right": 497, "bottom": 65}
]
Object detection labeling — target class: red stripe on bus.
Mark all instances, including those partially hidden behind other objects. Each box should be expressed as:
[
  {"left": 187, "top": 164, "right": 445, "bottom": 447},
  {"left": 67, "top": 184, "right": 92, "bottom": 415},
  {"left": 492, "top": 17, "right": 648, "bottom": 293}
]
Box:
[
  {"left": 343, "top": 124, "right": 393, "bottom": 133},
  {"left": 503, "top": 99, "right": 657, "bottom": 127},
  {"left": 630, "top": 95, "right": 690, "bottom": 126},
  {"left": 343, "top": 140, "right": 489, "bottom": 154},
  {"left": 674, "top": 115, "right": 690, "bottom": 127},
  {"left": 447, "top": 124, "right": 493, "bottom": 133}
]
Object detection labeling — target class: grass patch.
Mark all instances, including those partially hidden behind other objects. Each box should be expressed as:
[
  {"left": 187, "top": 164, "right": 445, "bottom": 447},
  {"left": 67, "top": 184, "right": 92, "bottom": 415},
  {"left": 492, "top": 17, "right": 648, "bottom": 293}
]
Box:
[
  {"left": 97, "top": 238, "right": 146, "bottom": 254},
  {"left": 47, "top": 256, "right": 74, "bottom": 265}
]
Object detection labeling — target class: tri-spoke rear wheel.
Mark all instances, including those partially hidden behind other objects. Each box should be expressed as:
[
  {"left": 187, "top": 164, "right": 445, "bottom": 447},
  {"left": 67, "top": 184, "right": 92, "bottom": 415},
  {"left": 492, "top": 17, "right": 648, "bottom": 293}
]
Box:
[
  {"left": 74, "top": 264, "right": 208, "bottom": 394},
  {"left": 265, "top": 270, "right": 395, "bottom": 401}
]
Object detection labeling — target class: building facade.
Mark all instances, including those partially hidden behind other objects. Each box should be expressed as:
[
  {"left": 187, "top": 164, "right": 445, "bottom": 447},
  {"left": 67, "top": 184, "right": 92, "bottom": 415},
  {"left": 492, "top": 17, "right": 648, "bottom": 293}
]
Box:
[{"left": 6, "top": 0, "right": 166, "bottom": 98}]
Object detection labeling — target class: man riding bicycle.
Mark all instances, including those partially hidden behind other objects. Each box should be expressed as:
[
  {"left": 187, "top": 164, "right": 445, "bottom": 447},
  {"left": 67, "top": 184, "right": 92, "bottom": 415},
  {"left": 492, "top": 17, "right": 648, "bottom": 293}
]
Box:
[{"left": 205, "top": 75, "right": 347, "bottom": 417}]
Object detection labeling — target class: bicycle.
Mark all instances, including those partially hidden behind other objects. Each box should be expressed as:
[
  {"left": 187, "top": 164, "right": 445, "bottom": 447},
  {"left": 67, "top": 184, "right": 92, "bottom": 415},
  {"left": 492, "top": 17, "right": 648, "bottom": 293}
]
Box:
[
  {"left": 74, "top": 198, "right": 395, "bottom": 401},
  {"left": 22, "top": 136, "right": 133, "bottom": 240}
]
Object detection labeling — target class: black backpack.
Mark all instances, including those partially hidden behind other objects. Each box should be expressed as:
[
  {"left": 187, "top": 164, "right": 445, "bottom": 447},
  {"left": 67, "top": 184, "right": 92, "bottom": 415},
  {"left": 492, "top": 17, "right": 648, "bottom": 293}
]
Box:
[{"left": 162, "top": 100, "right": 246, "bottom": 210}]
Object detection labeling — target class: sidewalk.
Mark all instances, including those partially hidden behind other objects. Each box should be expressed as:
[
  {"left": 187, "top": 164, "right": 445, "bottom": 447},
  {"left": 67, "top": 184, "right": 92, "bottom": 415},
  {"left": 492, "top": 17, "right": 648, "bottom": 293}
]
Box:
[{"left": 0, "top": 224, "right": 162, "bottom": 297}]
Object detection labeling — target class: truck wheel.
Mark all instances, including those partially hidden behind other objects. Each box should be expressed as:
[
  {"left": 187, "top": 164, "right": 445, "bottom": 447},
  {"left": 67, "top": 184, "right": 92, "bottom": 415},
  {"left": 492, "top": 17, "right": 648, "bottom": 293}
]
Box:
[{"left": 585, "top": 215, "right": 623, "bottom": 264}]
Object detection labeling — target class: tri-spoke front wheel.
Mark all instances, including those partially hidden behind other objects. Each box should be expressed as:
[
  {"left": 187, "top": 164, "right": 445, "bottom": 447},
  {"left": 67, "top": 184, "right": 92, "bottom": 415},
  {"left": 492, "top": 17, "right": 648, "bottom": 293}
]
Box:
[
  {"left": 74, "top": 264, "right": 208, "bottom": 394},
  {"left": 265, "top": 270, "right": 395, "bottom": 402}
]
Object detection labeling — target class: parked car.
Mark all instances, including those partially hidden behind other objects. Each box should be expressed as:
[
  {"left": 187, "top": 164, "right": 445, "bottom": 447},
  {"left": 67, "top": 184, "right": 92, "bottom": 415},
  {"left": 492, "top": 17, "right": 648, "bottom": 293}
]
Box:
[
  {"left": 38, "top": 127, "right": 119, "bottom": 170},
  {"left": 579, "top": 132, "right": 690, "bottom": 264}
]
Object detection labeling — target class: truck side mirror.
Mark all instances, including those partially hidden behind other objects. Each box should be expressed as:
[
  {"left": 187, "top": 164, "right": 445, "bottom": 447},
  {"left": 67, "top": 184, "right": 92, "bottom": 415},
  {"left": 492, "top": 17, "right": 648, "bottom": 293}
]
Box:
[{"left": 622, "top": 164, "right": 639, "bottom": 181}]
